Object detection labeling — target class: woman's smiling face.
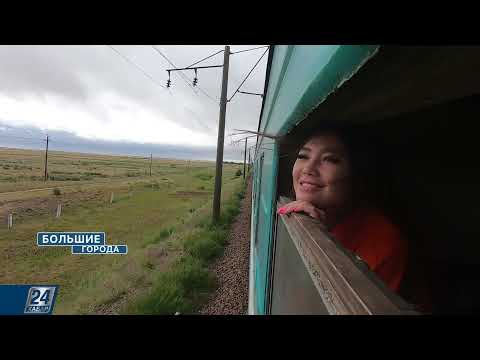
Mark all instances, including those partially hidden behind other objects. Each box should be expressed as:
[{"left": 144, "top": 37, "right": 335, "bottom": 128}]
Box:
[{"left": 292, "top": 133, "right": 353, "bottom": 210}]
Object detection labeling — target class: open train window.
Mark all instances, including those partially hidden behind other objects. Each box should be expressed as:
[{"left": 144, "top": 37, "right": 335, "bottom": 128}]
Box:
[
  {"left": 267, "top": 46, "right": 480, "bottom": 314},
  {"left": 270, "top": 129, "right": 419, "bottom": 314}
]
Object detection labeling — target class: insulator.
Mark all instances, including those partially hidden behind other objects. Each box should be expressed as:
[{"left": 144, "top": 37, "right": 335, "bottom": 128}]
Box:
[
  {"left": 166, "top": 70, "right": 171, "bottom": 88},
  {"left": 193, "top": 68, "right": 198, "bottom": 87}
]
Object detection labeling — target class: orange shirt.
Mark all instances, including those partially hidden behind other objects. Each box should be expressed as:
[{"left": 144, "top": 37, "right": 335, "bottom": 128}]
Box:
[{"left": 330, "top": 208, "right": 408, "bottom": 293}]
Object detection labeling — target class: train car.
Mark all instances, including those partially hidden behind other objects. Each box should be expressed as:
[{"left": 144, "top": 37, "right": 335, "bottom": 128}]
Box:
[{"left": 249, "top": 45, "right": 480, "bottom": 315}]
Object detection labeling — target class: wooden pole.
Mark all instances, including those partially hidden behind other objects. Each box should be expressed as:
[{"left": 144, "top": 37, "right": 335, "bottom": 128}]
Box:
[
  {"left": 44, "top": 135, "right": 49, "bottom": 181},
  {"left": 212, "top": 46, "right": 230, "bottom": 222},
  {"left": 150, "top": 153, "right": 152, "bottom": 176}
]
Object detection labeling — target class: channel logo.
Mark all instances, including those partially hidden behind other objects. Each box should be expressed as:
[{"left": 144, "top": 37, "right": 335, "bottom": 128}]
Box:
[
  {"left": 0, "top": 285, "right": 58, "bottom": 315},
  {"left": 24, "top": 286, "right": 57, "bottom": 314}
]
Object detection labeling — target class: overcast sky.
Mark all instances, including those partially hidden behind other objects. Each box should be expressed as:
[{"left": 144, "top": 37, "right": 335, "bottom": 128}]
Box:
[{"left": 0, "top": 45, "right": 268, "bottom": 160}]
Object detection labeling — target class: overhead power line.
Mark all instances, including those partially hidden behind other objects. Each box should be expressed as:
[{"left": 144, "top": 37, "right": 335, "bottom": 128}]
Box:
[
  {"left": 230, "top": 45, "right": 270, "bottom": 55},
  {"left": 150, "top": 46, "right": 218, "bottom": 132},
  {"left": 107, "top": 45, "right": 167, "bottom": 90},
  {"left": 151, "top": 46, "right": 219, "bottom": 105},
  {"left": 238, "top": 90, "right": 263, "bottom": 97},
  {"left": 228, "top": 47, "right": 269, "bottom": 102},
  {"left": 186, "top": 49, "right": 225, "bottom": 68},
  {"left": 151, "top": 46, "right": 199, "bottom": 91}
]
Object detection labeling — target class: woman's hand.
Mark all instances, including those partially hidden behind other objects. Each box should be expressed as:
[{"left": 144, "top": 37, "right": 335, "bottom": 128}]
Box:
[{"left": 277, "top": 200, "right": 326, "bottom": 222}]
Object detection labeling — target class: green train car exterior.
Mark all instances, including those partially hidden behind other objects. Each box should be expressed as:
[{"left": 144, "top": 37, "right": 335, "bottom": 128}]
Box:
[
  {"left": 248, "top": 45, "right": 380, "bottom": 315},
  {"left": 249, "top": 44, "right": 480, "bottom": 315}
]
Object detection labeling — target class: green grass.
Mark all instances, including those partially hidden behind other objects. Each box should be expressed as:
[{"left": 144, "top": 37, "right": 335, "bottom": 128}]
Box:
[
  {"left": 195, "top": 173, "right": 214, "bottom": 181},
  {"left": 0, "top": 148, "right": 202, "bottom": 193},
  {"left": 129, "top": 256, "right": 214, "bottom": 314},
  {"left": 125, "top": 179, "right": 247, "bottom": 315},
  {"left": 0, "top": 147, "right": 245, "bottom": 314},
  {"left": 183, "top": 228, "right": 226, "bottom": 263},
  {"left": 142, "top": 226, "right": 176, "bottom": 247}
]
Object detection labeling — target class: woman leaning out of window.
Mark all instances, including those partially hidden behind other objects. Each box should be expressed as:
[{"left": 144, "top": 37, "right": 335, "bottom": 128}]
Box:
[{"left": 277, "top": 124, "right": 408, "bottom": 294}]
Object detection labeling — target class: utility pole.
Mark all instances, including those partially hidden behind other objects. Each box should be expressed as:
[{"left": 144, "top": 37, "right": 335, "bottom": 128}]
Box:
[
  {"left": 248, "top": 148, "right": 251, "bottom": 172},
  {"left": 150, "top": 153, "right": 152, "bottom": 176},
  {"left": 164, "top": 45, "right": 264, "bottom": 221},
  {"left": 44, "top": 135, "right": 49, "bottom": 181},
  {"left": 164, "top": 47, "right": 229, "bottom": 222},
  {"left": 212, "top": 46, "right": 230, "bottom": 222},
  {"left": 243, "top": 137, "right": 247, "bottom": 179}
]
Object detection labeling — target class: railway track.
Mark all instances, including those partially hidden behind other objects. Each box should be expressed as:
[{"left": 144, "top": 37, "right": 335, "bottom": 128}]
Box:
[{"left": 199, "top": 178, "right": 252, "bottom": 315}]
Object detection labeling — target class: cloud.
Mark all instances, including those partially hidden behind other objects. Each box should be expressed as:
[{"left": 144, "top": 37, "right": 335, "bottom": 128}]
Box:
[
  {"left": 0, "top": 45, "right": 268, "bottom": 148},
  {"left": 0, "top": 120, "right": 247, "bottom": 162}
]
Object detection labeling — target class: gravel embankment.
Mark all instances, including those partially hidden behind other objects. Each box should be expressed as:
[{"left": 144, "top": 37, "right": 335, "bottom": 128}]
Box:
[{"left": 199, "top": 178, "right": 252, "bottom": 315}]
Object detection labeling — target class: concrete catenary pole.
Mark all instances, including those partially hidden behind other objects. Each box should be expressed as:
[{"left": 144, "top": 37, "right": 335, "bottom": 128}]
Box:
[
  {"left": 243, "top": 137, "right": 247, "bottom": 179},
  {"left": 212, "top": 46, "right": 230, "bottom": 222}
]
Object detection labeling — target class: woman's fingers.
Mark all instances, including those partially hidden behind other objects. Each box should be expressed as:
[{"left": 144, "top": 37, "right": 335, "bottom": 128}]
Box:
[
  {"left": 277, "top": 203, "right": 291, "bottom": 214},
  {"left": 277, "top": 201, "right": 302, "bottom": 214},
  {"left": 277, "top": 201, "right": 325, "bottom": 221},
  {"left": 296, "top": 202, "right": 322, "bottom": 220}
]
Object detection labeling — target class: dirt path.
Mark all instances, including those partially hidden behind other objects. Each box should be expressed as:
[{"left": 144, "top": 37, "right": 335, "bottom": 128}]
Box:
[
  {"left": 0, "top": 177, "right": 158, "bottom": 221},
  {"left": 199, "top": 178, "right": 252, "bottom": 315},
  {"left": 0, "top": 190, "right": 103, "bottom": 222},
  {"left": 0, "top": 176, "right": 150, "bottom": 198}
]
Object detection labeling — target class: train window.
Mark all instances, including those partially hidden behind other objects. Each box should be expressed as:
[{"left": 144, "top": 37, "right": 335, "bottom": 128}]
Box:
[
  {"left": 268, "top": 120, "right": 421, "bottom": 314},
  {"left": 270, "top": 196, "right": 417, "bottom": 314},
  {"left": 268, "top": 92, "right": 480, "bottom": 314}
]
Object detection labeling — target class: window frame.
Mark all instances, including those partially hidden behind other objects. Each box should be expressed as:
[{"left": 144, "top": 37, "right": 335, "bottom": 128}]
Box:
[{"left": 269, "top": 196, "right": 419, "bottom": 315}]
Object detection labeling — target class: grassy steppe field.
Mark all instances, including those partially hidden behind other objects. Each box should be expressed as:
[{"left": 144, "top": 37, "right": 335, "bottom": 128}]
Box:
[{"left": 0, "top": 147, "right": 245, "bottom": 314}]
